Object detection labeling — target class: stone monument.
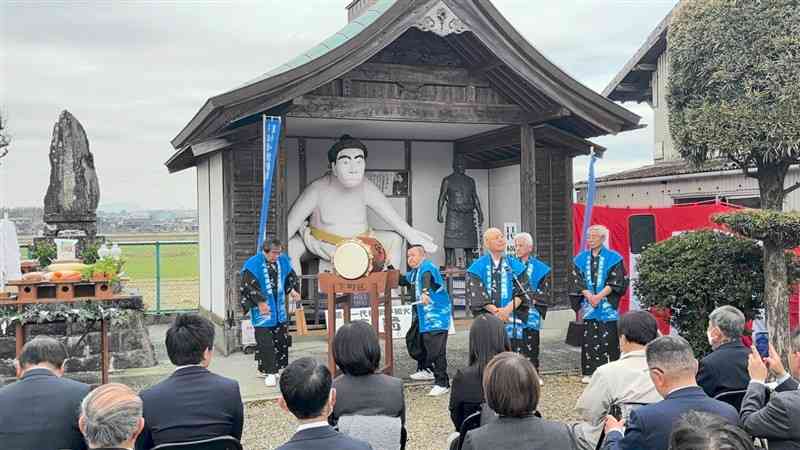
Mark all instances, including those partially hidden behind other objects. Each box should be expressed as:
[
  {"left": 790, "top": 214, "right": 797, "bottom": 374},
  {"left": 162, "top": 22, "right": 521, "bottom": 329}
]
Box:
[
  {"left": 43, "top": 110, "right": 100, "bottom": 238},
  {"left": 437, "top": 154, "right": 484, "bottom": 268},
  {"left": 0, "top": 110, "right": 158, "bottom": 385}
]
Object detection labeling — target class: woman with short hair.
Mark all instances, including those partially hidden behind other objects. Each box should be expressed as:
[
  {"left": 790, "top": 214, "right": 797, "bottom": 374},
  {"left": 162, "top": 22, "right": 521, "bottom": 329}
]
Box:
[
  {"left": 462, "top": 352, "right": 579, "bottom": 450},
  {"left": 329, "top": 320, "right": 406, "bottom": 449}
]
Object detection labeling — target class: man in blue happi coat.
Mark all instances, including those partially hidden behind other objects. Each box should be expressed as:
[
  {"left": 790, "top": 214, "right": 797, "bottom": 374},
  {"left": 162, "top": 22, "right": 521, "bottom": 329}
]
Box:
[
  {"left": 466, "top": 228, "right": 530, "bottom": 354},
  {"left": 573, "top": 225, "right": 627, "bottom": 384},
  {"left": 509, "top": 232, "right": 551, "bottom": 373},
  {"left": 240, "top": 239, "right": 301, "bottom": 387},
  {"left": 401, "top": 245, "right": 452, "bottom": 396}
]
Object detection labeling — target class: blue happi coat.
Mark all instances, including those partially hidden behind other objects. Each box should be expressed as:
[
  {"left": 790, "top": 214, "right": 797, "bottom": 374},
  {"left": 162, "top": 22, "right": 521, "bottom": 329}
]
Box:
[
  {"left": 404, "top": 259, "right": 451, "bottom": 333},
  {"left": 467, "top": 254, "right": 527, "bottom": 339},
  {"left": 511, "top": 256, "right": 551, "bottom": 331},
  {"left": 242, "top": 253, "right": 292, "bottom": 328},
  {"left": 574, "top": 246, "right": 623, "bottom": 323}
]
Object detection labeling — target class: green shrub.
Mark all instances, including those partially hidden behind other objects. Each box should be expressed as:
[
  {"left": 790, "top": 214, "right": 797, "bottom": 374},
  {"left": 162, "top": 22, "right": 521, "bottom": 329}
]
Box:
[
  {"left": 635, "top": 230, "right": 767, "bottom": 356},
  {"left": 31, "top": 241, "right": 57, "bottom": 267},
  {"left": 713, "top": 210, "right": 800, "bottom": 248}
]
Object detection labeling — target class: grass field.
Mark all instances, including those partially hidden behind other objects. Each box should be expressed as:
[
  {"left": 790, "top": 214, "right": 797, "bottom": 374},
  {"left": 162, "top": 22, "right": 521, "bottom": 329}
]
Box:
[
  {"left": 18, "top": 233, "right": 200, "bottom": 311},
  {"left": 120, "top": 243, "right": 199, "bottom": 280}
]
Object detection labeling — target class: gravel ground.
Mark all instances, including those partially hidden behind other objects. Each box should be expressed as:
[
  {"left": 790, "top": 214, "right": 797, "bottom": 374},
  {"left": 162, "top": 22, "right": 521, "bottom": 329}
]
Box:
[{"left": 241, "top": 374, "right": 585, "bottom": 450}]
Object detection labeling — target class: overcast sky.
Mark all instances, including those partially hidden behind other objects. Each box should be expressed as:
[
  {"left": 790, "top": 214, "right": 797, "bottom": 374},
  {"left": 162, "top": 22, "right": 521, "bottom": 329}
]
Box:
[{"left": 0, "top": 0, "right": 677, "bottom": 210}]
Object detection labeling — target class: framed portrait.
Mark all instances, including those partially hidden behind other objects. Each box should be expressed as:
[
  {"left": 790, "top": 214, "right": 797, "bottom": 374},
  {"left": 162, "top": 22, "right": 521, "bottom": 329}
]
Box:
[{"left": 365, "top": 170, "right": 409, "bottom": 197}]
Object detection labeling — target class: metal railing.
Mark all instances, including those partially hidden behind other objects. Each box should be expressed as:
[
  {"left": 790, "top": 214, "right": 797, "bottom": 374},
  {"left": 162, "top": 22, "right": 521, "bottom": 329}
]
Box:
[{"left": 18, "top": 240, "right": 199, "bottom": 315}]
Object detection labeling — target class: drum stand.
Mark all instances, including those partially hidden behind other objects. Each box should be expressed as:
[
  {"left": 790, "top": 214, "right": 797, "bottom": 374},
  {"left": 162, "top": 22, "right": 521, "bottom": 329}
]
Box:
[{"left": 319, "top": 270, "right": 400, "bottom": 376}]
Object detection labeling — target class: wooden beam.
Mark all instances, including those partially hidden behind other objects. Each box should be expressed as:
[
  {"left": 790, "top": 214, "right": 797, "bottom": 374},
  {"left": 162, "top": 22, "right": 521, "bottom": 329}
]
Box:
[
  {"left": 615, "top": 84, "right": 645, "bottom": 93},
  {"left": 455, "top": 125, "right": 518, "bottom": 155},
  {"left": 633, "top": 63, "right": 657, "bottom": 71},
  {"left": 528, "top": 107, "right": 571, "bottom": 126},
  {"left": 533, "top": 124, "right": 606, "bottom": 156},
  {"left": 520, "top": 125, "right": 537, "bottom": 237},
  {"left": 289, "top": 95, "right": 527, "bottom": 125}
]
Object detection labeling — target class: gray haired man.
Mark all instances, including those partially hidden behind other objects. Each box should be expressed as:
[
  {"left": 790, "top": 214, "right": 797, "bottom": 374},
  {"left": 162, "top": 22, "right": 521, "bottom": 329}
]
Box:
[
  {"left": 697, "top": 305, "right": 751, "bottom": 399},
  {"left": 79, "top": 383, "right": 144, "bottom": 450},
  {"left": 602, "top": 336, "right": 737, "bottom": 450}
]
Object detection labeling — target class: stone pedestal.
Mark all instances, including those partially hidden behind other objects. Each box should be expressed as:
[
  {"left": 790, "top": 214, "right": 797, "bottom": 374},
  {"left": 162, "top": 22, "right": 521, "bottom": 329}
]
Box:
[{"left": 0, "top": 295, "right": 157, "bottom": 385}]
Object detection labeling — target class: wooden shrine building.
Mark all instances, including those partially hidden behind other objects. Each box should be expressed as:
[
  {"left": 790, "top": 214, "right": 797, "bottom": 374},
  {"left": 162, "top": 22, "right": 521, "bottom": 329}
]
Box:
[{"left": 167, "top": 0, "right": 641, "bottom": 353}]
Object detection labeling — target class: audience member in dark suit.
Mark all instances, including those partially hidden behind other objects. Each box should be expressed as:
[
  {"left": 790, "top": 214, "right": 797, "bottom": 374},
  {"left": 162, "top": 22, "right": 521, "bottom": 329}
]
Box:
[
  {"left": 329, "top": 321, "right": 406, "bottom": 448},
  {"left": 462, "top": 352, "right": 579, "bottom": 450},
  {"left": 80, "top": 383, "right": 145, "bottom": 450},
  {"left": 136, "top": 314, "right": 244, "bottom": 450},
  {"left": 0, "top": 336, "right": 91, "bottom": 450},
  {"left": 449, "top": 314, "right": 510, "bottom": 430},
  {"left": 739, "top": 329, "right": 800, "bottom": 450},
  {"left": 697, "top": 306, "right": 751, "bottom": 399},
  {"left": 277, "top": 357, "right": 372, "bottom": 450},
  {"left": 603, "top": 336, "right": 738, "bottom": 450},
  {"left": 669, "top": 411, "right": 754, "bottom": 450}
]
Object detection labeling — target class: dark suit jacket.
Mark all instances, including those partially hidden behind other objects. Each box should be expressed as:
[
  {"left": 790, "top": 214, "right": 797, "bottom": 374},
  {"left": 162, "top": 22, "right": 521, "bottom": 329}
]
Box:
[
  {"left": 603, "top": 386, "right": 738, "bottom": 450},
  {"left": 276, "top": 425, "right": 372, "bottom": 450},
  {"left": 462, "top": 415, "right": 578, "bottom": 450},
  {"left": 697, "top": 341, "right": 751, "bottom": 398},
  {"left": 0, "top": 368, "right": 91, "bottom": 450},
  {"left": 135, "top": 366, "right": 243, "bottom": 450},
  {"left": 739, "top": 377, "right": 800, "bottom": 450}
]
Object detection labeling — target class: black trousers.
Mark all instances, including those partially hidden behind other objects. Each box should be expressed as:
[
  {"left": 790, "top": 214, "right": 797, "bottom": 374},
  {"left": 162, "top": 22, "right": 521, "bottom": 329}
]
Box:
[
  {"left": 511, "top": 328, "right": 541, "bottom": 370},
  {"left": 582, "top": 319, "right": 620, "bottom": 376},
  {"left": 255, "top": 323, "right": 290, "bottom": 374},
  {"left": 422, "top": 331, "right": 449, "bottom": 387}
]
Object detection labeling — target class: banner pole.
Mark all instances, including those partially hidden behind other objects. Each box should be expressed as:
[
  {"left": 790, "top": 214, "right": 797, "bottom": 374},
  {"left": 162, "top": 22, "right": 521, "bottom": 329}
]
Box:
[{"left": 579, "top": 148, "right": 599, "bottom": 250}]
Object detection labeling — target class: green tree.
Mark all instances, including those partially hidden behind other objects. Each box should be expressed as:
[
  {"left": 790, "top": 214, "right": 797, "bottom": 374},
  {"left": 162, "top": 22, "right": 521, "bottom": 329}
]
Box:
[{"left": 667, "top": 0, "right": 800, "bottom": 359}]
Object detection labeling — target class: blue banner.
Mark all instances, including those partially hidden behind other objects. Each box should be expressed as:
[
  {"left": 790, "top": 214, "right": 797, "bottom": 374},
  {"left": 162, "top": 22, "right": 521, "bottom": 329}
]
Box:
[
  {"left": 579, "top": 152, "right": 599, "bottom": 250},
  {"left": 257, "top": 115, "right": 282, "bottom": 252}
]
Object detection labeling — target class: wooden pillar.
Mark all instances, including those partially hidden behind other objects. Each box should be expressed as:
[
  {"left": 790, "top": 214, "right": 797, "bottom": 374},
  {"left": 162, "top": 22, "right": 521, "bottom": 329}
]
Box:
[
  {"left": 404, "top": 140, "right": 412, "bottom": 226},
  {"left": 100, "top": 319, "right": 109, "bottom": 384},
  {"left": 520, "top": 125, "right": 537, "bottom": 238},
  {"left": 298, "top": 137, "right": 307, "bottom": 190},
  {"left": 277, "top": 117, "right": 288, "bottom": 245},
  {"left": 565, "top": 156, "right": 574, "bottom": 257}
]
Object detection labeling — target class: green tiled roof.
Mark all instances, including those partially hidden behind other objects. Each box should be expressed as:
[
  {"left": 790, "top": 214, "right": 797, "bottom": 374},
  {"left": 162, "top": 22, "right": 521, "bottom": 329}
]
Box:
[{"left": 254, "top": 0, "right": 397, "bottom": 82}]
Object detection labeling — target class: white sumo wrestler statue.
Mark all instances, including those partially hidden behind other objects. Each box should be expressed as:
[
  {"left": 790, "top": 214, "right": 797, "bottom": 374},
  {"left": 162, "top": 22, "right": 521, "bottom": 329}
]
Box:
[{"left": 287, "top": 135, "right": 437, "bottom": 276}]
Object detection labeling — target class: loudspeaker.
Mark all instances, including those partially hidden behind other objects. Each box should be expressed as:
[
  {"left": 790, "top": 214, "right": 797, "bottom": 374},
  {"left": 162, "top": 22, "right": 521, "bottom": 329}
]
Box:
[{"left": 629, "top": 214, "right": 656, "bottom": 254}]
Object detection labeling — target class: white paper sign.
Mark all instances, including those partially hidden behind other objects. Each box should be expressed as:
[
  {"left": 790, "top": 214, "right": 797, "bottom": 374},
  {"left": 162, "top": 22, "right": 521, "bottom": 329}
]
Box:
[
  {"left": 504, "top": 222, "right": 517, "bottom": 253},
  {"left": 330, "top": 305, "right": 455, "bottom": 339},
  {"left": 241, "top": 319, "right": 256, "bottom": 347}
]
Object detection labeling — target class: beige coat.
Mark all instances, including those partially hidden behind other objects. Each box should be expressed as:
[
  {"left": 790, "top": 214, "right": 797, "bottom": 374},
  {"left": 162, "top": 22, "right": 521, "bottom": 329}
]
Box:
[{"left": 573, "top": 349, "right": 663, "bottom": 450}]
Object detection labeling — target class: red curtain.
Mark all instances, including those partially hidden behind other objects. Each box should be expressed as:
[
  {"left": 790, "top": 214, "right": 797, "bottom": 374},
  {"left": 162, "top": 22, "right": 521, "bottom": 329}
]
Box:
[{"left": 572, "top": 202, "right": 800, "bottom": 332}]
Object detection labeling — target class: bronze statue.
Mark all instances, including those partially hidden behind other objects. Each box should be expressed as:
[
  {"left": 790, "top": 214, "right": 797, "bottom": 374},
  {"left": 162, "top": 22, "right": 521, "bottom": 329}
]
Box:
[{"left": 437, "top": 155, "right": 484, "bottom": 268}]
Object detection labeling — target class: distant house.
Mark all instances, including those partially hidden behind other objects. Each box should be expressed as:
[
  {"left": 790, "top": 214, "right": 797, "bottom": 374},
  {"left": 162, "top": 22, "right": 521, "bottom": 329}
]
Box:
[{"left": 576, "top": 6, "right": 800, "bottom": 210}]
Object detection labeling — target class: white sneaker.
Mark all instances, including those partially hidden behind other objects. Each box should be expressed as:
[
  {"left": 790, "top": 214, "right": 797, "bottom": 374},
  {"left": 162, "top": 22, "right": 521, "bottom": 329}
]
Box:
[
  {"left": 264, "top": 374, "right": 278, "bottom": 387},
  {"left": 410, "top": 369, "right": 435, "bottom": 381},
  {"left": 581, "top": 376, "right": 592, "bottom": 384},
  {"left": 539, "top": 378, "right": 544, "bottom": 386},
  {"left": 428, "top": 385, "right": 450, "bottom": 396}
]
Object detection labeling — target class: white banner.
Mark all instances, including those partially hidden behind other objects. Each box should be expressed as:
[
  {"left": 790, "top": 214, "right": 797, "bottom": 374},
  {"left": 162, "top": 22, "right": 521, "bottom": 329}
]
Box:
[{"left": 331, "top": 305, "right": 456, "bottom": 339}]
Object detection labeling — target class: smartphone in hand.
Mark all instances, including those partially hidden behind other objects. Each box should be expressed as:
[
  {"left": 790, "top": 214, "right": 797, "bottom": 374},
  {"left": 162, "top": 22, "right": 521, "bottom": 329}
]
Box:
[
  {"left": 755, "top": 332, "right": 770, "bottom": 359},
  {"left": 610, "top": 404, "right": 623, "bottom": 421}
]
